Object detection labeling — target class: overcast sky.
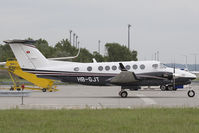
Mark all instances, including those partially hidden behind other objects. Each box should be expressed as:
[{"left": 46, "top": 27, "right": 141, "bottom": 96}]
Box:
[{"left": 1, "top": 0, "right": 199, "bottom": 64}]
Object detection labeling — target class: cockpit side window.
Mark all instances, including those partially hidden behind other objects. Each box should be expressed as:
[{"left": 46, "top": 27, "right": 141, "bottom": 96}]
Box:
[{"left": 152, "top": 64, "right": 158, "bottom": 69}]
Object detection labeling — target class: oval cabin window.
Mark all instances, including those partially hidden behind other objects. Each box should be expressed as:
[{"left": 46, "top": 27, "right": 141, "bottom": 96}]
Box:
[
  {"left": 74, "top": 67, "right": 79, "bottom": 71},
  {"left": 133, "top": 64, "right": 138, "bottom": 70},
  {"left": 105, "top": 66, "right": 110, "bottom": 71},
  {"left": 140, "top": 64, "right": 145, "bottom": 70},
  {"left": 112, "top": 65, "right": 117, "bottom": 70},
  {"left": 87, "top": 66, "right": 92, "bottom": 71},
  {"left": 125, "top": 65, "right": 131, "bottom": 70},
  {"left": 98, "top": 66, "right": 103, "bottom": 71}
]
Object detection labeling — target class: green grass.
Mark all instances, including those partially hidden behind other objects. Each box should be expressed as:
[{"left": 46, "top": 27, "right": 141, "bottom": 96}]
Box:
[{"left": 0, "top": 108, "right": 199, "bottom": 133}]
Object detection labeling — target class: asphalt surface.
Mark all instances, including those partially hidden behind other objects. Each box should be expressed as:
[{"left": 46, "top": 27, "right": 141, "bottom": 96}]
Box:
[{"left": 0, "top": 83, "right": 199, "bottom": 109}]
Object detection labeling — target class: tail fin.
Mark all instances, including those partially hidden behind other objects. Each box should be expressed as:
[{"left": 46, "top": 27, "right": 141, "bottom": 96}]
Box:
[{"left": 4, "top": 40, "right": 48, "bottom": 69}]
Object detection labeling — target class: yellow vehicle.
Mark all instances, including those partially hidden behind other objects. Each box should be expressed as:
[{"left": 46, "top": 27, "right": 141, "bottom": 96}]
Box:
[{"left": 0, "top": 59, "right": 57, "bottom": 92}]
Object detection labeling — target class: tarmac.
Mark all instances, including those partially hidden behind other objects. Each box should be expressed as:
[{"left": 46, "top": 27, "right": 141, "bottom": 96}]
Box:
[{"left": 0, "top": 82, "right": 199, "bottom": 109}]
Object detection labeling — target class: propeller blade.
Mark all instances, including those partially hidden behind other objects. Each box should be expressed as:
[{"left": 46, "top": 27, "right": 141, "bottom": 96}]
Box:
[{"left": 173, "top": 62, "right": 176, "bottom": 89}]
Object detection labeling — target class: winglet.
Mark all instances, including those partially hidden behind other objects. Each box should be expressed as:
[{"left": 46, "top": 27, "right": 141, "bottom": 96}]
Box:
[{"left": 119, "top": 63, "right": 127, "bottom": 71}]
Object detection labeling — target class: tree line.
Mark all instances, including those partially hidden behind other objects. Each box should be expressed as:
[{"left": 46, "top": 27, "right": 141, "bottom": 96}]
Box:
[{"left": 0, "top": 38, "right": 137, "bottom": 62}]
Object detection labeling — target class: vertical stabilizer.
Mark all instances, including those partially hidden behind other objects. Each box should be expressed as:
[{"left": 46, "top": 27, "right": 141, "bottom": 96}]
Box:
[{"left": 4, "top": 40, "right": 48, "bottom": 69}]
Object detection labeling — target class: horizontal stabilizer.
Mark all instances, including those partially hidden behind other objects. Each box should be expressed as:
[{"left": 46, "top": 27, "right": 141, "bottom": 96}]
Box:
[{"left": 0, "top": 62, "right": 6, "bottom": 66}]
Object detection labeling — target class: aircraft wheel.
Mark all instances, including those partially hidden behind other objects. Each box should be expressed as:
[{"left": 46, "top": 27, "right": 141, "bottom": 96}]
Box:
[
  {"left": 160, "top": 85, "right": 167, "bottom": 91},
  {"left": 188, "top": 90, "right": 195, "bottom": 97},
  {"left": 10, "top": 87, "right": 14, "bottom": 91},
  {"left": 42, "top": 88, "right": 47, "bottom": 92},
  {"left": 167, "top": 85, "right": 174, "bottom": 91},
  {"left": 120, "top": 91, "right": 128, "bottom": 98},
  {"left": 119, "top": 91, "right": 122, "bottom": 96}
]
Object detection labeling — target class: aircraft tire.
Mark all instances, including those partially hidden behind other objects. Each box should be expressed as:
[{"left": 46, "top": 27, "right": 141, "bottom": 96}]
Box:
[
  {"left": 120, "top": 91, "right": 128, "bottom": 98},
  {"left": 10, "top": 87, "right": 14, "bottom": 91},
  {"left": 188, "top": 90, "right": 195, "bottom": 97},
  {"left": 160, "top": 85, "right": 167, "bottom": 91},
  {"left": 42, "top": 88, "right": 47, "bottom": 92},
  {"left": 167, "top": 85, "right": 174, "bottom": 91},
  {"left": 119, "top": 91, "right": 122, "bottom": 96}
]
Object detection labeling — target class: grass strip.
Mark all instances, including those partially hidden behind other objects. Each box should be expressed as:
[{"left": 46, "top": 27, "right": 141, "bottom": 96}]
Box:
[{"left": 0, "top": 108, "right": 199, "bottom": 133}]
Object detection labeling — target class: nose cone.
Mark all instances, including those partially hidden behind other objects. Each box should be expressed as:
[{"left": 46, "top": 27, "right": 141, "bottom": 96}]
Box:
[
  {"left": 189, "top": 72, "right": 197, "bottom": 80},
  {"left": 174, "top": 69, "right": 197, "bottom": 80},
  {"left": 184, "top": 71, "right": 197, "bottom": 80}
]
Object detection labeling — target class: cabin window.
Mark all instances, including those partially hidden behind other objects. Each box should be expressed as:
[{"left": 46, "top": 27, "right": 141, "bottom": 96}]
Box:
[
  {"left": 98, "top": 66, "right": 103, "bottom": 71},
  {"left": 125, "top": 65, "right": 131, "bottom": 70},
  {"left": 140, "top": 64, "right": 145, "bottom": 70},
  {"left": 152, "top": 64, "right": 158, "bottom": 69},
  {"left": 74, "top": 67, "right": 79, "bottom": 71},
  {"left": 112, "top": 65, "right": 117, "bottom": 70},
  {"left": 133, "top": 64, "right": 138, "bottom": 70},
  {"left": 105, "top": 66, "right": 110, "bottom": 71},
  {"left": 87, "top": 66, "right": 92, "bottom": 71}
]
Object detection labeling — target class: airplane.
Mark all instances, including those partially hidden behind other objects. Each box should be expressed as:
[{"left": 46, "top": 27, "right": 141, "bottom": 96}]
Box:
[{"left": 2, "top": 39, "right": 197, "bottom": 98}]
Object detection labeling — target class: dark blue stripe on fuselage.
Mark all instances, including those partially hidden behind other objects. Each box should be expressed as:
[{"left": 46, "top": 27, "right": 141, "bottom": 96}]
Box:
[{"left": 22, "top": 68, "right": 192, "bottom": 86}]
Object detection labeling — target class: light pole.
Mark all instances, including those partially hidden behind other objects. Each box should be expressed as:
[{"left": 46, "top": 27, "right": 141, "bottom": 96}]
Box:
[
  {"left": 73, "top": 33, "right": 76, "bottom": 46},
  {"left": 182, "top": 55, "right": 188, "bottom": 70},
  {"left": 157, "top": 51, "right": 159, "bottom": 61},
  {"left": 76, "top": 35, "right": 78, "bottom": 47},
  {"left": 128, "top": 24, "right": 131, "bottom": 50},
  {"left": 191, "top": 54, "right": 198, "bottom": 71},
  {"left": 69, "top": 30, "right": 72, "bottom": 45},
  {"left": 98, "top": 40, "right": 101, "bottom": 54}
]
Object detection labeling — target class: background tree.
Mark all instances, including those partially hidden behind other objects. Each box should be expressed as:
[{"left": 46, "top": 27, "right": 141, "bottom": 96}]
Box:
[
  {"left": 73, "top": 48, "right": 93, "bottom": 63},
  {"left": 0, "top": 39, "right": 137, "bottom": 63},
  {"left": 0, "top": 43, "right": 14, "bottom": 61},
  {"left": 35, "top": 39, "right": 55, "bottom": 58},
  {"left": 92, "top": 51, "right": 104, "bottom": 62},
  {"left": 105, "top": 43, "right": 137, "bottom": 61}
]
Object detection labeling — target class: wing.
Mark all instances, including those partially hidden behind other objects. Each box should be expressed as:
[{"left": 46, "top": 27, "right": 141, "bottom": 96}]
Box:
[
  {"left": 110, "top": 71, "right": 139, "bottom": 84},
  {"left": 110, "top": 63, "right": 139, "bottom": 84}
]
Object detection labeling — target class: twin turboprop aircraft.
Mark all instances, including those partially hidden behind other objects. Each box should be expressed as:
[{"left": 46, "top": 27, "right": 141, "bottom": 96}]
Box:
[{"left": 3, "top": 39, "right": 197, "bottom": 97}]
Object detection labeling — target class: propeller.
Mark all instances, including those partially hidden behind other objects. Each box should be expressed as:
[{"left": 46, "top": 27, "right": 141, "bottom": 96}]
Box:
[{"left": 173, "top": 62, "right": 176, "bottom": 90}]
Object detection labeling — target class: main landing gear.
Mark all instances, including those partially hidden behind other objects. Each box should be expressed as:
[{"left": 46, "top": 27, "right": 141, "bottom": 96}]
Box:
[
  {"left": 119, "top": 86, "right": 141, "bottom": 98},
  {"left": 160, "top": 85, "right": 177, "bottom": 91},
  {"left": 119, "top": 86, "right": 138, "bottom": 98},
  {"left": 119, "top": 90, "right": 128, "bottom": 98}
]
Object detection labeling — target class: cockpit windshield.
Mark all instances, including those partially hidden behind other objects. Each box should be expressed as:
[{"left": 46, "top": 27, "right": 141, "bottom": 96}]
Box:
[{"left": 160, "top": 63, "right": 167, "bottom": 69}]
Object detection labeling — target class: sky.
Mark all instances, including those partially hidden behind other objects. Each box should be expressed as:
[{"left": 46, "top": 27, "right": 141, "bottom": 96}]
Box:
[{"left": 0, "top": 0, "right": 199, "bottom": 64}]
